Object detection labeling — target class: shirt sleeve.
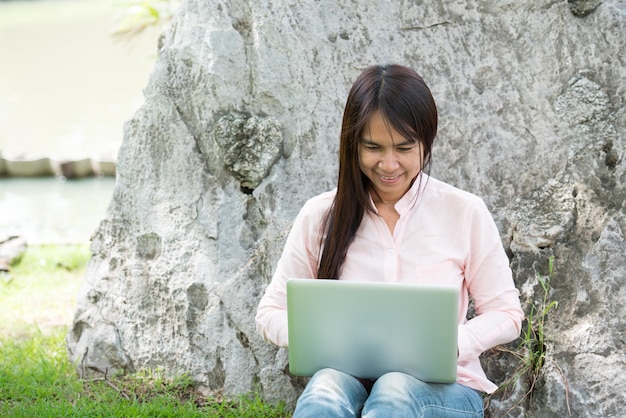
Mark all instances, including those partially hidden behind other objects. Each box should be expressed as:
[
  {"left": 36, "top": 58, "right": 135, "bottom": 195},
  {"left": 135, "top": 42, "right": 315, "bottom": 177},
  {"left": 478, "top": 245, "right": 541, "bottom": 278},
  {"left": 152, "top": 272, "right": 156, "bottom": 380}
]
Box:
[
  {"left": 255, "top": 196, "right": 327, "bottom": 347},
  {"left": 457, "top": 199, "right": 524, "bottom": 363}
]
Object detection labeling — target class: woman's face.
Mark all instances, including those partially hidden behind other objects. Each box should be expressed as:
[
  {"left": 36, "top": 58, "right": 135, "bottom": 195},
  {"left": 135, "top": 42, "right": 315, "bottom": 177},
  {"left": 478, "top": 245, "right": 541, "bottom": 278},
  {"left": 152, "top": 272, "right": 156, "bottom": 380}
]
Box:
[{"left": 358, "top": 111, "right": 424, "bottom": 204}]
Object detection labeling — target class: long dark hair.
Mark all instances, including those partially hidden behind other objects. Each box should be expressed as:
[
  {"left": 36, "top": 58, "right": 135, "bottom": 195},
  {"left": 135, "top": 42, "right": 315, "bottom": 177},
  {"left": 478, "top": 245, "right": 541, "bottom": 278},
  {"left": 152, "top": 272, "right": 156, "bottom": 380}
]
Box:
[{"left": 316, "top": 64, "right": 438, "bottom": 279}]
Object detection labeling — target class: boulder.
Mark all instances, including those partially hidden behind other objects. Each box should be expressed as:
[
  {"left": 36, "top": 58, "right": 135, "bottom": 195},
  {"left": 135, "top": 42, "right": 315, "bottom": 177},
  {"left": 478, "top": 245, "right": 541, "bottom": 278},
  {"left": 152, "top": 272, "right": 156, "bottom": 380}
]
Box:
[
  {"left": 0, "top": 235, "right": 27, "bottom": 271},
  {"left": 67, "top": 0, "right": 625, "bottom": 415}
]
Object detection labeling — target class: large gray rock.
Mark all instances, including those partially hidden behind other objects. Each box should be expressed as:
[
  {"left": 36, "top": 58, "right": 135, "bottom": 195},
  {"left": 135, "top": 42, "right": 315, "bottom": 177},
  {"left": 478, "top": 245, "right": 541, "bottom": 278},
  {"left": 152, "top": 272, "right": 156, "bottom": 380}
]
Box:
[{"left": 67, "top": 0, "right": 625, "bottom": 415}]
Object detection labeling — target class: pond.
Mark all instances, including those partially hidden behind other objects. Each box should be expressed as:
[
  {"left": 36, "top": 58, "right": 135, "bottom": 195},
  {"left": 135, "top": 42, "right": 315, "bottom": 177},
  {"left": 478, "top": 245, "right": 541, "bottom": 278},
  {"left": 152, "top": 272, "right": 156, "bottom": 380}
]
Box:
[
  {"left": 0, "top": 177, "right": 115, "bottom": 244},
  {"left": 0, "top": 0, "right": 160, "bottom": 243}
]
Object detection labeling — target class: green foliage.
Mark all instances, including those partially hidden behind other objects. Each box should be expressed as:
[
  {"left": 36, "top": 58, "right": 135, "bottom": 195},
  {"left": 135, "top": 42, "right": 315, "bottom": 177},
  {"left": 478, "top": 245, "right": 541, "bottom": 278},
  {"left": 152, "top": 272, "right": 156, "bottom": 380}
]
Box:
[
  {"left": 0, "top": 246, "right": 291, "bottom": 417},
  {"left": 485, "top": 256, "right": 570, "bottom": 414},
  {"left": 520, "top": 256, "right": 559, "bottom": 375},
  {"left": 113, "top": 0, "right": 180, "bottom": 39}
]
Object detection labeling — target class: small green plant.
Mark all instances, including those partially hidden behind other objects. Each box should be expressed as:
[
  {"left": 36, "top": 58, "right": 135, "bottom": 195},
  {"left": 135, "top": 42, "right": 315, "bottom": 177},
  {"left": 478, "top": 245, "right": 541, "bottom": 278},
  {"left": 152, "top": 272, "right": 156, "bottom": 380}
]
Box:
[
  {"left": 485, "top": 256, "right": 570, "bottom": 415},
  {"left": 520, "top": 256, "right": 559, "bottom": 379}
]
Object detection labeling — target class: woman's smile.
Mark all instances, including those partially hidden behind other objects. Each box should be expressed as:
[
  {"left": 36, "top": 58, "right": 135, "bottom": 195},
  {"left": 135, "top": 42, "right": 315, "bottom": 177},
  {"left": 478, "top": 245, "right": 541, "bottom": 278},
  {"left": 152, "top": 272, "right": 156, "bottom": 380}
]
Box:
[
  {"left": 376, "top": 172, "right": 404, "bottom": 186},
  {"left": 359, "top": 111, "right": 423, "bottom": 204}
]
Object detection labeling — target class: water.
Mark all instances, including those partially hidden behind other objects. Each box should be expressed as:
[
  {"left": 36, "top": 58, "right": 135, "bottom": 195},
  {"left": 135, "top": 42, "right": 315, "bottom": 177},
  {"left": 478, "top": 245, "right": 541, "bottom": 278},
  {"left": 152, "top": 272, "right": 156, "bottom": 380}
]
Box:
[
  {"left": 0, "top": 177, "right": 115, "bottom": 243},
  {"left": 0, "top": 0, "right": 160, "bottom": 243}
]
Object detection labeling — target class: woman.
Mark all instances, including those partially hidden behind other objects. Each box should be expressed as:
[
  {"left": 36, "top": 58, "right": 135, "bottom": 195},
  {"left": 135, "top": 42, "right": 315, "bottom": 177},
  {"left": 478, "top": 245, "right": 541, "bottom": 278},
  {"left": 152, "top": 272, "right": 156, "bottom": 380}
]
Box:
[{"left": 256, "top": 64, "right": 523, "bottom": 417}]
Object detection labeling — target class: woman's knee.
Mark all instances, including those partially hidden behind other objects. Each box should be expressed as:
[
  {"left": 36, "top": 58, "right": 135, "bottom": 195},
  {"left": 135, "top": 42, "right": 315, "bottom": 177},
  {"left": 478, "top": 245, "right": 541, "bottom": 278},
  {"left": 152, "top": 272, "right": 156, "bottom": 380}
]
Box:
[
  {"left": 362, "top": 372, "right": 420, "bottom": 414},
  {"left": 293, "top": 368, "right": 368, "bottom": 418},
  {"left": 363, "top": 373, "right": 483, "bottom": 417},
  {"left": 307, "top": 368, "right": 364, "bottom": 393},
  {"left": 370, "top": 372, "right": 419, "bottom": 396}
]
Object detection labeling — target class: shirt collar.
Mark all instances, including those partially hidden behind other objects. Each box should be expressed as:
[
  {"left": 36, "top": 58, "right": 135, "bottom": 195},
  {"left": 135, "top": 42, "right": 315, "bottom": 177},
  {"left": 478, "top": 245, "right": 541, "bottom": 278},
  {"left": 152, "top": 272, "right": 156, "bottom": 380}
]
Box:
[
  {"left": 368, "top": 172, "right": 428, "bottom": 216},
  {"left": 394, "top": 172, "right": 427, "bottom": 215}
]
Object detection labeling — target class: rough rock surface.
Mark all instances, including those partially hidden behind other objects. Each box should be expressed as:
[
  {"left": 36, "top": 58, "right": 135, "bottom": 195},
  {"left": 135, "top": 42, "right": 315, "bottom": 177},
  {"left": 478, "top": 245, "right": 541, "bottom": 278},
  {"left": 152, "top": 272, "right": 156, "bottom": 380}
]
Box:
[
  {"left": 0, "top": 235, "right": 27, "bottom": 271},
  {"left": 67, "top": 0, "right": 625, "bottom": 415}
]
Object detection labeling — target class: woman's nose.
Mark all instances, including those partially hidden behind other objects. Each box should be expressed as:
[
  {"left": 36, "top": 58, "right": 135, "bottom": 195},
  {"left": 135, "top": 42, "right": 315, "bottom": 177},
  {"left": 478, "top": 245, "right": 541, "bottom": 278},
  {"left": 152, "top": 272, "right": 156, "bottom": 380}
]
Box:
[{"left": 377, "top": 152, "right": 399, "bottom": 172}]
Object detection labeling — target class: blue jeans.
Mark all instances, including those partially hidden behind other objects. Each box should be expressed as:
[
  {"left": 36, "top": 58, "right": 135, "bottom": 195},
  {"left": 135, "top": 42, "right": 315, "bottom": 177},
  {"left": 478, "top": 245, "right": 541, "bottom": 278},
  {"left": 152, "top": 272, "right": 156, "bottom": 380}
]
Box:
[{"left": 293, "top": 368, "right": 484, "bottom": 417}]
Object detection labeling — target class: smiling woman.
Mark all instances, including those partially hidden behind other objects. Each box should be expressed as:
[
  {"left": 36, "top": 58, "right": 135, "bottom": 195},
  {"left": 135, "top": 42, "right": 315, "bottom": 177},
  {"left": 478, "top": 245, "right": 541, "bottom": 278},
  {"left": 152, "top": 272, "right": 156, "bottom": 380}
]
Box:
[
  {"left": 358, "top": 111, "right": 425, "bottom": 208},
  {"left": 256, "top": 64, "right": 523, "bottom": 417}
]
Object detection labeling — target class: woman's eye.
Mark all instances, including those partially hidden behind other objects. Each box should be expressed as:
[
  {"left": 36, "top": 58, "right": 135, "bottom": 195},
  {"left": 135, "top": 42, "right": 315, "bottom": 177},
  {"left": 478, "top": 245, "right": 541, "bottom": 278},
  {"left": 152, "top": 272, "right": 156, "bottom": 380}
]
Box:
[{"left": 398, "top": 147, "right": 413, "bottom": 152}]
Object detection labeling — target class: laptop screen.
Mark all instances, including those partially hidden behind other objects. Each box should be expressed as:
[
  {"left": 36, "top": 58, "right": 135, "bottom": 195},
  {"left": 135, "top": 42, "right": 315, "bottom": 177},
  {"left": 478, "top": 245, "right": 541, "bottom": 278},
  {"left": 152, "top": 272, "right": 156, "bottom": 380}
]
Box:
[{"left": 287, "top": 278, "right": 459, "bottom": 383}]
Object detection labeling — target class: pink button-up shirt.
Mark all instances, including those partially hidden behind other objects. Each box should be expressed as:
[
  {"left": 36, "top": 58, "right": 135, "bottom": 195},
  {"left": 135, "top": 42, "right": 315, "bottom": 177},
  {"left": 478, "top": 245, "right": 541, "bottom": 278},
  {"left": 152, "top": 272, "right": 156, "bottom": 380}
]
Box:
[{"left": 255, "top": 174, "right": 523, "bottom": 393}]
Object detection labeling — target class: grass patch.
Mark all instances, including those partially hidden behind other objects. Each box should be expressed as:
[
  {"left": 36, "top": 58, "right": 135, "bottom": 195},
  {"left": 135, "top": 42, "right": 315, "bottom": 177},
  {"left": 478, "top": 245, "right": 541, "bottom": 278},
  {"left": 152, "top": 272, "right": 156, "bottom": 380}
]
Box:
[
  {"left": 0, "top": 244, "right": 290, "bottom": 417},
  {"left": 0, "top": 243, "right": 90, "bottom": 338},
  {"left": 0, "top": 330, "right": 290, "bottom": 417}
]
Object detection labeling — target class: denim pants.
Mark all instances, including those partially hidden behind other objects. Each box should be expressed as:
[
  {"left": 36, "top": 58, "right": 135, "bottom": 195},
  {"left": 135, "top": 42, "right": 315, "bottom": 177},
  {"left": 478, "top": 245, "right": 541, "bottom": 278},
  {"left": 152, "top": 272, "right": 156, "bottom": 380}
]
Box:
[{"left": 293, "top": 368, "right": 484, "bottom": 417}]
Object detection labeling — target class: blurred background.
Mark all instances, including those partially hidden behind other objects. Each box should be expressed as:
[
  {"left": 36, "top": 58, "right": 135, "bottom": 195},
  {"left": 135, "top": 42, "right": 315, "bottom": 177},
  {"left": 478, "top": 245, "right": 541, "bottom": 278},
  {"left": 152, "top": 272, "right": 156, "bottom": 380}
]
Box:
[{"left": 0, "top": 0, "right": 168, "bottom": 243}]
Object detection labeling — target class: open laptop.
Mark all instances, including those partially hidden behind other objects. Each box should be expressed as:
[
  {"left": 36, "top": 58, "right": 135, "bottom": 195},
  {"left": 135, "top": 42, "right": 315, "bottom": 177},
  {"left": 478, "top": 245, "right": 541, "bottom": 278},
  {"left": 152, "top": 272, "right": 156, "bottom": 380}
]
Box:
[{"left": 286, "top": 278, "right": 459, "bottom": 383}]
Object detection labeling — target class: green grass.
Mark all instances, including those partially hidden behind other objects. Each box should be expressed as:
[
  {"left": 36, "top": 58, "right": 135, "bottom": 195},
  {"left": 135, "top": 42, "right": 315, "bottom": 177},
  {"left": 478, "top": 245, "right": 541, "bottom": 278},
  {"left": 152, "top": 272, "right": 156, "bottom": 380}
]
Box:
[
  {"left": 0, "top": 244, "right": 290, "bottom": 417},
  {"left": 0, "top": 244, "right": 90, "bottom": 338}
]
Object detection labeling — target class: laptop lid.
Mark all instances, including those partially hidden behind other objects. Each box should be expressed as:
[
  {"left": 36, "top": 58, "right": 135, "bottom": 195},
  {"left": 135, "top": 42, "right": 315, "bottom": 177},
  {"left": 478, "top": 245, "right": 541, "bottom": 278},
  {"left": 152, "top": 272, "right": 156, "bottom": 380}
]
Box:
[{"left": 286, "top": 278, "right": 459, "bottom": 383}]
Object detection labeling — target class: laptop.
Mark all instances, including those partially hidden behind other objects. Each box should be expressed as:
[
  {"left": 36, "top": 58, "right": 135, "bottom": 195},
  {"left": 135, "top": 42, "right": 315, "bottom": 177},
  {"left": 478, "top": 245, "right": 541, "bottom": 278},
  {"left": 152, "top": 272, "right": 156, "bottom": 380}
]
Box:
[{"left": 286, "top": 278, "right": 459, "bottom": 383}]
